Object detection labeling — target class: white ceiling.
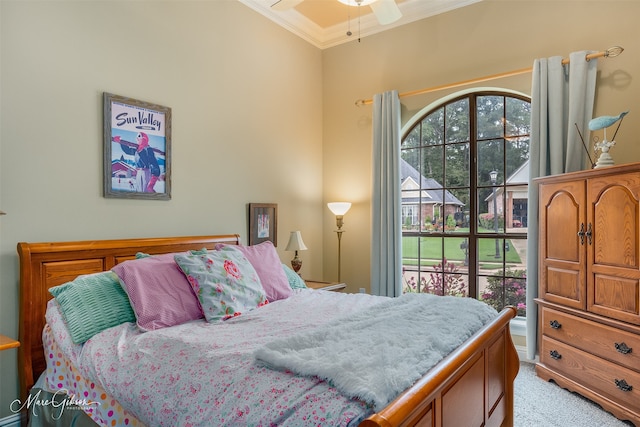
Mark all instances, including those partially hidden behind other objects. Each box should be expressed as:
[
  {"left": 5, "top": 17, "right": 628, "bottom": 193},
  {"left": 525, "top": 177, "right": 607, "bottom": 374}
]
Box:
[{"left": 238, "top": 0, "right": 482, "bottom": 49}]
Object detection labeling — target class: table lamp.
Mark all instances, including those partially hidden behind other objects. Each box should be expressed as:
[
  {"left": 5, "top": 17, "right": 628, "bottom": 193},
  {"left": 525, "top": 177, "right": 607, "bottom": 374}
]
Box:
[{"left": 285, "top": 231, "right": 308, "bottom": 275}]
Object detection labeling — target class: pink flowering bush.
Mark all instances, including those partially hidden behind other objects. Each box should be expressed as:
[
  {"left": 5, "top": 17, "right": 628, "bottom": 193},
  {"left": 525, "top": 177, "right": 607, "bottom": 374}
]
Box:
[
  {"left": 403, "top": 259, "right": 467, "bottom": 297},
  {"left": 481, "top": 268, "right": 526, "bottom": 316}
]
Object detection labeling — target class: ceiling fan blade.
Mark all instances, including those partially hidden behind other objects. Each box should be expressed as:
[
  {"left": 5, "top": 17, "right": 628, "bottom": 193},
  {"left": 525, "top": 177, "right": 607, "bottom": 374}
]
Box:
[
  {"left": 270, "top": 0, "right": 303, "bottom": 11},
  {"left": 370, "top": 0, "right": 402, "bottom": 25}
]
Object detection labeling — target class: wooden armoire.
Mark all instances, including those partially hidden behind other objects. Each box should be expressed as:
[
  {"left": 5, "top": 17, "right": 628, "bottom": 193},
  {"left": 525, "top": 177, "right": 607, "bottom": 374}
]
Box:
[{"left": 535, "top": 162, "right": 640, "bottom": 426}]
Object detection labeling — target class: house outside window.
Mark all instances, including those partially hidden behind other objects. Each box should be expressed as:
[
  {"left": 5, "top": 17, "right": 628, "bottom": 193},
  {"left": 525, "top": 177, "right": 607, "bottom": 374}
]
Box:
[{"left": 401, "top": 90, "right": 530, "bottom": 317}]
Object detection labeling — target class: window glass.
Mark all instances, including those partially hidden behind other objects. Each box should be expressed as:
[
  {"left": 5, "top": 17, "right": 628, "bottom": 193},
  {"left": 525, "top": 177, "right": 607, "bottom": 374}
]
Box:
[
  {"left": 477, "top": 95, "right": 505, "bottom": 140},
  {"left": 401, "top": 91, "right": 529, "bottom": 317},
  {"left": 445, "top": 99, "right": 470, "bottom": 143},
  {"left": 423, "top": 110, "right": 445, "bottom": 145}
]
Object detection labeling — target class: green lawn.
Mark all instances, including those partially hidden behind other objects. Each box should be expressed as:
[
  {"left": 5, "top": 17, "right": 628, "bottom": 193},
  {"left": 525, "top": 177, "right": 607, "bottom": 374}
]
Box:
[{"left": 402, "top": 234, "right": 522, "bottom": 266}]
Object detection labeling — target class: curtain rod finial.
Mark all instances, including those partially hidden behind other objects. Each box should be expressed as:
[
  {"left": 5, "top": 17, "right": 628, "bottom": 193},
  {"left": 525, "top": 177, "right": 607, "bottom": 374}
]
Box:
[{"left": 605, "top": 46, "right": 624, "bottom": 57}]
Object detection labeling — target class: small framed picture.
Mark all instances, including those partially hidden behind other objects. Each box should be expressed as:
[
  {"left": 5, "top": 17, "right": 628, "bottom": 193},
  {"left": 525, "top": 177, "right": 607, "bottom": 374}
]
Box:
[
  {"left": 248, "top": 203, "right": 278, "bottom": 246},
  {"left": 103, "top": 92, "right": 171, "bottom": 200}
]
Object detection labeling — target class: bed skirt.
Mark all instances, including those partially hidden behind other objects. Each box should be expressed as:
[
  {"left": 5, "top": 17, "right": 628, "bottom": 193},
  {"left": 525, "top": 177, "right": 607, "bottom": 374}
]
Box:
[{"left": 32, "top": 324, "right": 144, "bottom": 427}]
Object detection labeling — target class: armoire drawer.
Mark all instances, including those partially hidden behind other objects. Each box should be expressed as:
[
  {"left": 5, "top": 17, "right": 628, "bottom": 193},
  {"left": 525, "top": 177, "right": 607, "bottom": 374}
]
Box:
[
  {"left": 541, "top": 307, "right": 640, "bottom": 372},
  {"left": 541, "top": 336, "right": 640, "bottom": 412}
]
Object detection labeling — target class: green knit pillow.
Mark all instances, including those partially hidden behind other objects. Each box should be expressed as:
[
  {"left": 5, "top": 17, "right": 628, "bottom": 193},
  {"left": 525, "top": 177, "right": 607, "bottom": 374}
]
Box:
[
  {"left": 49, "top": 271, "right": 135, "bottom": 344},
  {"left": 282, "top": 264, "right": 307, "bottom": 289},
  {"left": 135, "top": 248, "right": 208, "bottom": 259}
]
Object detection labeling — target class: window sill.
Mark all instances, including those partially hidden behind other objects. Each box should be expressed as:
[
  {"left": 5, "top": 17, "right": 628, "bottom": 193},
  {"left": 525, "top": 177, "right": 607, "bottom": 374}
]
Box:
[
  {"left": 510, "top": 316, "right": 526, "bottom": 337},
  {"left": 510, "top": 317, "right": 529, "bottom": 361}
]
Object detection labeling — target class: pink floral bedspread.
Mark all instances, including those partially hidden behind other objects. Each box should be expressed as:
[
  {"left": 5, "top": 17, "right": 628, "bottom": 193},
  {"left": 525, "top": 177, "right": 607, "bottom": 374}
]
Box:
[{"left": 44, "top": 289, "right": 386, "bottom": 427}]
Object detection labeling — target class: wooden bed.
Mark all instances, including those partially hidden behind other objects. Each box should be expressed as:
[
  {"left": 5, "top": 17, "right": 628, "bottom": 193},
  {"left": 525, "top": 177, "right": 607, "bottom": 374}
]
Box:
[{"left": 18, "top": 234, "right": 520, "bottom": 427}]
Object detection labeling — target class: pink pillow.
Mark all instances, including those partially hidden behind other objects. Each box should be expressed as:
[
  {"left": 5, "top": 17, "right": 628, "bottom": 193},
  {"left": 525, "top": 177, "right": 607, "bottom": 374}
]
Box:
[
  {"left": 216, "top": 241, "right": 292, "bottom": 302},
  {"left": 112, "top": 253, "right": 203, "bottom": 331}
]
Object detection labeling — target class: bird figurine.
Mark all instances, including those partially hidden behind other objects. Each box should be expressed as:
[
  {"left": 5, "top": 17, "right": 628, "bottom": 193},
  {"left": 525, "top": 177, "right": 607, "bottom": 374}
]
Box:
[
  {"left": 588, "top": 111, "right": 628, "bottom": 169},
  {"left": 588, "top": 111, "right": 628, "bottom": 131}
]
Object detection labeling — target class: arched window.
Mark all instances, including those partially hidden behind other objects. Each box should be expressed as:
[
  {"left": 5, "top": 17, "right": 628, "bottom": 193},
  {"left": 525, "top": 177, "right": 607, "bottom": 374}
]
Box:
[{"left": 401, "top": 90, "right": 530, "bottom": 317}]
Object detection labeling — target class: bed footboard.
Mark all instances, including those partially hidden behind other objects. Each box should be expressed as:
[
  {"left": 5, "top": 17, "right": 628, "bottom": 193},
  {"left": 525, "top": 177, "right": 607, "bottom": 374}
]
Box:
[{"left": 361, "top": 306, "right": 518, "bottom": 427}]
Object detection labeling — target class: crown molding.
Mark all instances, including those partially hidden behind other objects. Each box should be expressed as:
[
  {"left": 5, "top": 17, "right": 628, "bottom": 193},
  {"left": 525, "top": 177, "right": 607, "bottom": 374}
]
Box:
[{"left": 238, "top": 0, "right": 482, "bottom": 49}]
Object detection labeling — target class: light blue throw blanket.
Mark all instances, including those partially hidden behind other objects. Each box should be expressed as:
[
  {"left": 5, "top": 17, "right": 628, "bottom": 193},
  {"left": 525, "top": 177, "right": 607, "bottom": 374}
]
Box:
[{"left": 255, "top": 293, "right": 497, "bottom": 410}]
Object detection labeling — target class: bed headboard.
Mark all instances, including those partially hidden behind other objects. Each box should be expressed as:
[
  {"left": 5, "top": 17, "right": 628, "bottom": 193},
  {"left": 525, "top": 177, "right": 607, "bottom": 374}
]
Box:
[{"left": 17, "top": 234, "right": 241, "bottom": 400}]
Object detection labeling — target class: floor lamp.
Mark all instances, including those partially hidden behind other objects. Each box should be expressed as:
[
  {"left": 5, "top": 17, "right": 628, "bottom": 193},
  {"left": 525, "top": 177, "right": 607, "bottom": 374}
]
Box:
[{"left": 327, "top": 202, "right": 351, "bottom": 282}]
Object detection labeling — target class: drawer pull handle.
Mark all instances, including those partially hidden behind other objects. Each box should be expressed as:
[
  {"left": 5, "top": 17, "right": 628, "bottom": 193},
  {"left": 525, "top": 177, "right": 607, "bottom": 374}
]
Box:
[
  {"left": 550, "top": 350, "right": 562, "bottom": 360},
  {"left": 615, "top": 342, "right": 632, "bottom": 354},
  {"left": 549, "top": 320, "right": 562, "bottom": 329},
  {"left": 615, "top": 379, "right": 633, "bottom": 392}
]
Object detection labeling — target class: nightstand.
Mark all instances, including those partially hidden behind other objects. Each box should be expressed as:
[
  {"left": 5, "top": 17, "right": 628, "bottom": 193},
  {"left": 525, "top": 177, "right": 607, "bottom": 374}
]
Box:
[
  {"left": 305, "top": 280, "right": 346, "bottom": 292},
  {"left": 0, "top": 334, "right": 19, "bottom": 351}
]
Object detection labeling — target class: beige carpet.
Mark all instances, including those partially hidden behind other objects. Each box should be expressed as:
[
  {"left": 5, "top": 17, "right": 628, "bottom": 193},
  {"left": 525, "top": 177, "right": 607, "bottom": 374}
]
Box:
[{"left": 514, "top": 362, "right": 635, "bottom": 427}]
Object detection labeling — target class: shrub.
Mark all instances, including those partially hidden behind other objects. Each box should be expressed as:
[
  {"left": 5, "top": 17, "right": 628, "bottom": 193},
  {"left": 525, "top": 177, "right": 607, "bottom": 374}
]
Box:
[
  {"left": 479, "top": 212, "right": 504, "bottom": 230},
  {"left": 404, "top": 216, "right": 412, "bottom": 229},
  {"left": 403, "top": 259, "right": 467, "bottom": 297},
  {"left": 445, "top": 214, "right": 457, "bottom": 231},
  {"left": 481, "top": 268, "right": 526, "bottom": 316}
]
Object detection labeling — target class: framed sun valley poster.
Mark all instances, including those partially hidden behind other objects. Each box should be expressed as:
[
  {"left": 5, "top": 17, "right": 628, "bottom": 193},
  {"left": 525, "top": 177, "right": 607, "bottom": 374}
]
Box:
[{"left": 103, "top": 92, "right": 171, "bottom": 200}]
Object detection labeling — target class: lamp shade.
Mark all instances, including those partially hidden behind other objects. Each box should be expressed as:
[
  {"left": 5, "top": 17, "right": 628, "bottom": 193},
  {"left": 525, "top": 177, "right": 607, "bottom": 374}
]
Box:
[
  {"left": 285, "top": 231, "right": 308, "bottom": 252},
  {"left": 327, "top": 202, "right": 352, "bottom": 216}
]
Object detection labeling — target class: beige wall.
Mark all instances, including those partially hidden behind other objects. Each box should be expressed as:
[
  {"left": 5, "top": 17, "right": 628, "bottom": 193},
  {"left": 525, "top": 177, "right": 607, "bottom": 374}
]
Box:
[
  {"left": 0, "top": 1, "right": 324, "bottom": 416},
  {"left": 322, "top": 0, "right": 640, "bottom": 292}
]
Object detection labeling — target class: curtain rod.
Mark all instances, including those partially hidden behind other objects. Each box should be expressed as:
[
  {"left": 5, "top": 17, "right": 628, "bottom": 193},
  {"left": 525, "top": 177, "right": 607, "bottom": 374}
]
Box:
[{"left": 355, "top": 46, "right": 624, "bottom": 107}]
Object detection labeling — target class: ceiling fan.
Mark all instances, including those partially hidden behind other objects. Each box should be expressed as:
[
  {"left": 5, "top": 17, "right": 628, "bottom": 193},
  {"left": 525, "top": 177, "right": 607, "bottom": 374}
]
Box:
[{"left": 270, "top": 0, "right": 402, "bottom": 26}]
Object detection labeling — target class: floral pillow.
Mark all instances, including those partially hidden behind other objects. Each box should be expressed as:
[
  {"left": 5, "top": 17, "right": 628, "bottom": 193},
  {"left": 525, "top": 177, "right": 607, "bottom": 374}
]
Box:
[
  {"left": 216, "top": 241, "right": 292, "bottom": 302},
  {"left": 173, "top": 250, "right": 268, "bottom": 322}
]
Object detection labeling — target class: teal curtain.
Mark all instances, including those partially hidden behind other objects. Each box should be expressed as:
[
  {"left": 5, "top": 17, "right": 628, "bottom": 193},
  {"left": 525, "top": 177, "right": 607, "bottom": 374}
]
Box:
[
  {"left": 371, "top": 90, "right": 402, "bottom": 297},
  {"left": 526, "top": 51, "right": 597, "bottom": 360}
]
